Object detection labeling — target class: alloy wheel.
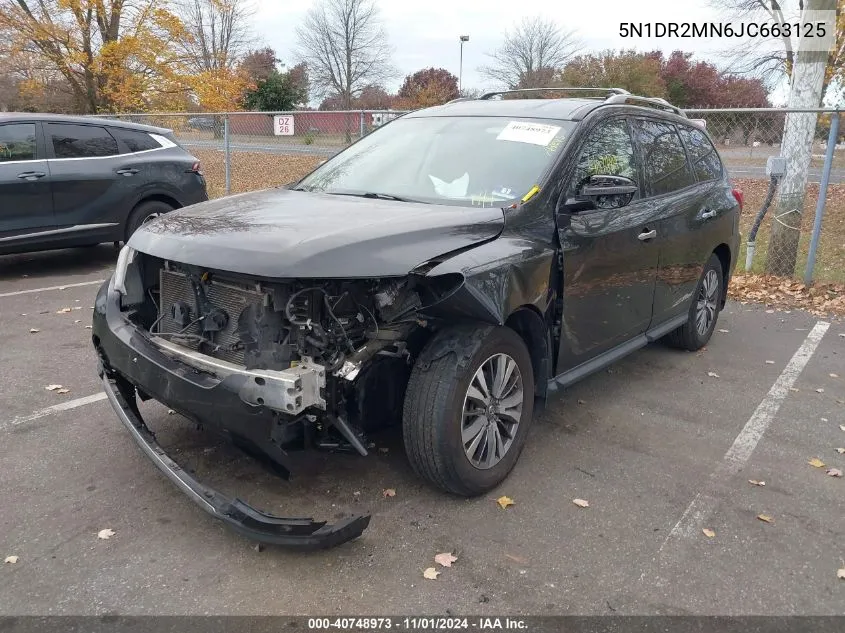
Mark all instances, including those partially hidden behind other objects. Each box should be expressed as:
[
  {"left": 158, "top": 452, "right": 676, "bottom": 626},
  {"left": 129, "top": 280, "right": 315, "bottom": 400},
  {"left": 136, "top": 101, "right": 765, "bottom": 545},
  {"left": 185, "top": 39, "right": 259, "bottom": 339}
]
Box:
[{"left": 695, "top": 269, "right": 720, "bottom": 336}]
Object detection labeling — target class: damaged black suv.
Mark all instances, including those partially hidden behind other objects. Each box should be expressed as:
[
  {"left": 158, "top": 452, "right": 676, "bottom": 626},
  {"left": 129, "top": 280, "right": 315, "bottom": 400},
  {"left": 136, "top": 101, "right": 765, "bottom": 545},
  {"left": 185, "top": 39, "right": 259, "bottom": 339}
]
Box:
[{"left": 92, "top": 88, "right": 741, "bottom": 548}]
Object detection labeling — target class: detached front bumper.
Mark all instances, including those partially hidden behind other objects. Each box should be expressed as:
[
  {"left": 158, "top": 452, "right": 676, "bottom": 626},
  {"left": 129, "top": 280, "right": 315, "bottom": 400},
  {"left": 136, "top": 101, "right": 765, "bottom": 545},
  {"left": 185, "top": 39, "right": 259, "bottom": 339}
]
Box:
[{"left": 93, "top": 281, "right": 370, "bottom": 549}]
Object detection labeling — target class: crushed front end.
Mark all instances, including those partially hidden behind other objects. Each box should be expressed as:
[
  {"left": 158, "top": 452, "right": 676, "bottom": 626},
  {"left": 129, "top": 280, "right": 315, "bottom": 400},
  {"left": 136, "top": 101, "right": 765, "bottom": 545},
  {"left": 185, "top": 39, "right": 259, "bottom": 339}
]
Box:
[{"left": 92, "top": 247, "right": 454, "bottom": 548}]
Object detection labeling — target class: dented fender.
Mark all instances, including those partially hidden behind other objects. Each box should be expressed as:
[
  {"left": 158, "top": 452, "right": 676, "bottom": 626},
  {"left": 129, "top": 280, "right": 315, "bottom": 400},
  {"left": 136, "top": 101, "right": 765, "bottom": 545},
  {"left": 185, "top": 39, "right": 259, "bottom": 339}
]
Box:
[{"left": 418, "top": 236, "right": 556, "bottom": 325}]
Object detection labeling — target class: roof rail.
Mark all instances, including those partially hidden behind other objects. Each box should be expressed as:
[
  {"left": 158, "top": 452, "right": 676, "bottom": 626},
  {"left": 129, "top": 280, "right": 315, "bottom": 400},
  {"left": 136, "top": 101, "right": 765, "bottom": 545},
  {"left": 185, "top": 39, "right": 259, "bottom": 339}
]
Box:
[
  {"left": 479, "top": 87, "right": 630, "bottom": 100},
  {"left": 603, "top": 94, "right": 686, "bottom": 117}
]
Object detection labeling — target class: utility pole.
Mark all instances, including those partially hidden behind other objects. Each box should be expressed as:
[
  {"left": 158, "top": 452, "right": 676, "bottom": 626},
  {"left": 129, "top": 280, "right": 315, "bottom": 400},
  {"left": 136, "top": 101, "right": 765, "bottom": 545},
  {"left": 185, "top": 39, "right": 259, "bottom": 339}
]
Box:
[
  {"left": 765, "top": 0, "right": 837, "bottom": 276},
  {"left": 459, "top": 35, "right": 470, "bottom": 94}
]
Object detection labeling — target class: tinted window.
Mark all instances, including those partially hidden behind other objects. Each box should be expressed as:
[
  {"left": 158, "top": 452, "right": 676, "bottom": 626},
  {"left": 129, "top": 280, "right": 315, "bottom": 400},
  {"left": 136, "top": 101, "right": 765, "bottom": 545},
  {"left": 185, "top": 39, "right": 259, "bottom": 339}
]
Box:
[
  {"left": 49, "top": 124, "right": 119, "bottom": 158},
  {"left": 0, "top": 124, "right": 37, "bottom": 162},
  {"left": 679, "top": 126, "right": 723, "bottom": 181},
  {"left": 634, "top": 120, "right": 695, "bottom": 196},
  {"left": 569, "top": 118, "right": 637, "bottom": 197},
  {"left": 113, "top": 128, "right": 161, "bottom": 153}
]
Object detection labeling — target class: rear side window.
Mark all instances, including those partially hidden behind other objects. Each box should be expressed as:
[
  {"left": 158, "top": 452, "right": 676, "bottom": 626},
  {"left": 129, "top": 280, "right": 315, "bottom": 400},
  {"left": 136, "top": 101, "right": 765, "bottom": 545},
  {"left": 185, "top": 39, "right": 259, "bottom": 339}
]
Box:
[
  {"left": 678, "top": 126, "right": 723, "bottom": 181},
  {"left": 48, "top": 123, "right": 119, "bottom": 159},
  {"left": 0, "top": 123, "right": 37, "bottom": 162},
  {"left": 634, "top": 119, "right": 695, "bottom": 197},
  {"left": 112, "top": 128, "right": 161, "bottom": 153}
]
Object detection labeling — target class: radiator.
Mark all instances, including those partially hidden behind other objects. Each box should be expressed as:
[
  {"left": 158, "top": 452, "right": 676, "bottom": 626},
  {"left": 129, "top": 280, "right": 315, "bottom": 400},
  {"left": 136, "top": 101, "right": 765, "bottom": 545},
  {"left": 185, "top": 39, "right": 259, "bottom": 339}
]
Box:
[{"left": 158, "top": 268, "right": 263, "bottom": 365}]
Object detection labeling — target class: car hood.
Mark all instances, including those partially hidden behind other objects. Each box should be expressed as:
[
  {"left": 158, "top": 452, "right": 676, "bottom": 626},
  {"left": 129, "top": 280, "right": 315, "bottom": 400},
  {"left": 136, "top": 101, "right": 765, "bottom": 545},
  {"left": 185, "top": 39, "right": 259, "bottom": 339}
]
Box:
[{"left": 128, "top": 188, "right": 505, "bottom": 278}]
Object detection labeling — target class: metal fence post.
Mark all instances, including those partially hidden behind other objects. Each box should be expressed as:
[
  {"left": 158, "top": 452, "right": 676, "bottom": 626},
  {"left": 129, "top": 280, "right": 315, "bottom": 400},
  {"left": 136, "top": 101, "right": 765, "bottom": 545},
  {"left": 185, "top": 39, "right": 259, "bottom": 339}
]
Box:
[
  {"left": 360, "top": 110, "right": 365, "bottom": 138},
  {"left": 803, "top": 111, "right": 839, "bottom": 285},
  {"left": 224, "top": 114, "right": 231, "bottom": 195}
]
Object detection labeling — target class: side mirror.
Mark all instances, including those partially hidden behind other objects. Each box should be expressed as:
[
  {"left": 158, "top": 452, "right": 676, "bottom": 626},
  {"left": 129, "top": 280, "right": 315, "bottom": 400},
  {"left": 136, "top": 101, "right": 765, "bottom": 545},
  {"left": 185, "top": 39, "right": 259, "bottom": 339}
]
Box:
[{"left": 570, "top": 174, "right": 637, "bottom": 210}]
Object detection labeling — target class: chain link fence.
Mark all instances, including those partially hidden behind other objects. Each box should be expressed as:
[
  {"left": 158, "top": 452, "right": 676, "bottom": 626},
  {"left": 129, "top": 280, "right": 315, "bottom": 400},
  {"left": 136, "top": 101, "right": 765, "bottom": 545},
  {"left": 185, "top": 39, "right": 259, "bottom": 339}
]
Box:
[{"left": 101, "top": 107, "right": 844, "bottom": 284}]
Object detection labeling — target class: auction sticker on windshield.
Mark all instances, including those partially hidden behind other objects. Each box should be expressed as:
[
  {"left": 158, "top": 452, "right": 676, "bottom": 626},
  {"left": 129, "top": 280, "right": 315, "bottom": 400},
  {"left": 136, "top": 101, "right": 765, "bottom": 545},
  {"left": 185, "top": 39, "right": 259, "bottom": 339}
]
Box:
[{"left": 497, "top": 121, "right": 561, "bottom": 146}]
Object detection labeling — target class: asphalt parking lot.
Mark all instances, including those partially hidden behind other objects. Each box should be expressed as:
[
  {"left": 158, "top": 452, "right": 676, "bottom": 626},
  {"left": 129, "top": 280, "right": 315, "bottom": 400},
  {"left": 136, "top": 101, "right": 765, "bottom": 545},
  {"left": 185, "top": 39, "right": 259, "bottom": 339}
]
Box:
[{"left": 1, "top": 245, "right": 844, "bottom": 616}]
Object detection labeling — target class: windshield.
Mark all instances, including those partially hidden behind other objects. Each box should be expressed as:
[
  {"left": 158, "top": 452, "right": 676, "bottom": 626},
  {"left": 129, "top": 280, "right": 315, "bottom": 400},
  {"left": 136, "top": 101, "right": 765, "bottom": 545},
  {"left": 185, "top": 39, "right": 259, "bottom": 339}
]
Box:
[{"left": 295, "top": 116, "right": 575, "bottom": 207}]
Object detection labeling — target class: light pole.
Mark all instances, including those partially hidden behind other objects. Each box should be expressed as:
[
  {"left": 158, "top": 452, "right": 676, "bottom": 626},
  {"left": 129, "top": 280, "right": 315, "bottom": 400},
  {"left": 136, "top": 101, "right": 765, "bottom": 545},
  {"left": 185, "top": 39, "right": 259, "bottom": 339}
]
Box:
[{"left": 459, "top": 35, "right": 469, "bottom": 94}]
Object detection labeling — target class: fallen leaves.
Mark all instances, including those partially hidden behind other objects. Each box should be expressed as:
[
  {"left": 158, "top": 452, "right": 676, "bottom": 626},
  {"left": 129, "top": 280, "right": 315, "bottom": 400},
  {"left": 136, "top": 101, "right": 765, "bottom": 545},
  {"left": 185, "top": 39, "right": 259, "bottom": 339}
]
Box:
[
  {"left": 55, "top": 388, "right": 69, "bottom": 395},
  {"left": 748, "top": 479, "right": 766, "bottom": 486},
  {"left": 434, "top": 552, "right": 458, "bottom": 567},
  {"left": 702, "top": 528, "right": 716, "bottom": 538},
  {"left": 45, "top": 384, "right": 63, "bottom": 391},
  {"left": 4, "top": 555, "right": 18, "bottom": 564},
  {"left": 97, "top": 528, "right": 115, "bottom": 540},
  {"left": 840, "top": 425, "right": 845, "bottom": 432},
  {"left": 707, "top": 372, "right": 720, "bottom": 378},
  {"left": 29, "top": 328, "right": 39, "bottom": 334},
  {"left": 496, "top": 496, "right": 514, "bottom": 509},
  {"left": 718, "top": 328, "right": 730, "bottom": 333},
  {"left": 815, "top": 388, "right": 825, "bottom": 393},
  {"left": 56, "top": 308, "right": 72, "bottom": 314},
  {"left": 382, "top": 488, "right": 396, "bottom": 498},
  {"left": 572, "top": 498, "right": 590, "bottom": 508},
  {"left": 838, "top": 568, "right": 845, "bottom": 580},
  {"left": 727, "top": 273, "right": 845, "bottom": 317},
  {"left": 808, "top": 457, "right": 826, "bottom": 468},
  {"left": 422, "top": 567, "right": 440, "bottom": 580},
  {"left": 757, "top": 514, "right": 774, "bottom": 524},
  {"left": 835, "top": 448, "right": 845, "bottom": 454},
  {"left": 830, "top": 373, "right": 840, "bottom": 378},
  {"left": 826, "top": 468, "right": 843, "bottom": 478},
  {"left": 765, "top": 360, "right": 775, "bottom": 364}
]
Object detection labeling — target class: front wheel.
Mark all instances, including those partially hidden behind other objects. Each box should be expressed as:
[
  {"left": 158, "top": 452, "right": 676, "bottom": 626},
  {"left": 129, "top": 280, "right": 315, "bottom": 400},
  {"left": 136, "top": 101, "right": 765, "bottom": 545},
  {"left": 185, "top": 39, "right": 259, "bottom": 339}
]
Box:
[
  {"left": 402, "top": 325, "right": 534, "bottom": 496},
  {"left": 665, "top": 253, "right": 723, "bottom": 351}
]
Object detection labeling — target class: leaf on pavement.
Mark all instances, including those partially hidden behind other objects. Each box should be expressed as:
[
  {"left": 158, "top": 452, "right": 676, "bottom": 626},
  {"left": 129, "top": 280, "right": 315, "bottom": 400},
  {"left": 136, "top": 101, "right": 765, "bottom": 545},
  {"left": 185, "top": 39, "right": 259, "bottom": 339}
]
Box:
[
  {"left": 577, "top": 399, "right": 586, "bottom": 405},
  {"left": 45, "top": 384, "right": 63, "bottom": 391},
  {"left": 85, "top": 325, "right": 92, "bottom": 329},
  {"left": 765, "top": 360, "right": 775, "bottom": 364},
  {"left": 74, "top": 320, "right": 81, "bottom": 324},
  {"left": 707, "top": 372, "right": 720, "bottom": 378},
  {"left": 835, "top": 448, "right": 845, "bottom": 454},
  {"left": 572, "top": 498, "right": 590, "bottom": 508},
  {"left": 496, "top": 495, "right": 515, "bottom": 509},
  {"left": 748, "top": 479, "right": 766, "bottom": 486},
  {"left": 840, "top": 425, "right": 845, "bottom": 432},
  {"left": 423, "top": 567, "right": 440, "bottom": 580},
  {"left": 808, "top": 457, "right": 826, "bottom": 468},
  {"left": 838, "top": 568, "right": 845, "bottom": 579},
  {"left": 790, "top": 387, "right": 800, "bottom": 392},
  {"left": 702, "top": 528, "right": 716, "bottom": 538},
  {"left": 757, "top": 514, "right": 774, "bottom": 524},
  {"left": 4, "top": 555, "right": 18, "bottom": 564},
  {"left": 97, "top": 528, "right": 115, "bottom": 540},
  {"left": 382, "top": 488, "right": 396, "bottom": 498},
  {"left": 55, "top": 388, "right": 70, "bottom": 395},
  {"left": 29, "top": 328, "right": 39, "bottom": 334},
  {"left": 826, "top": 468, "right": 843, "bottom": 478},
  {"left": 56, "top": 308, "right": 72, "bottom": 314},
  {"left": 434, "top": 552, "right": 458, "bottom": 567},
  {"left": 830, "top": 373, "right": 839, "bottom": 378},
  {"left": 816, "top": 388, "right": 825, "bottom": 393},
  {"left": 505, "top": 553, "right": 527, "bottom": 564},
  {"left": 718, "top": 329, "right": 729, "bottom": 333}
]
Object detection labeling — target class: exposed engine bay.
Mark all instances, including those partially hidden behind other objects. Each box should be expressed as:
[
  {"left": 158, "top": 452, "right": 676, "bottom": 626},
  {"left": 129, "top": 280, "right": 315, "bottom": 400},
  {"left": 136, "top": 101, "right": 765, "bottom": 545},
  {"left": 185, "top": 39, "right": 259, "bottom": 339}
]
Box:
[{"left": 123, "top": 257, "right": 458, "bottom": 458}]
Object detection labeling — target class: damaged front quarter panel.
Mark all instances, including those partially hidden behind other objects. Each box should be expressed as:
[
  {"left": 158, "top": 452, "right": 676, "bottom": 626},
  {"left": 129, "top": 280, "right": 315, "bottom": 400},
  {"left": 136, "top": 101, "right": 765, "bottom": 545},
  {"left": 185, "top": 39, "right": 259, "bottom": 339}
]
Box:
[{"left": 416, "top": 236, "right": 557, "bottom": 326}]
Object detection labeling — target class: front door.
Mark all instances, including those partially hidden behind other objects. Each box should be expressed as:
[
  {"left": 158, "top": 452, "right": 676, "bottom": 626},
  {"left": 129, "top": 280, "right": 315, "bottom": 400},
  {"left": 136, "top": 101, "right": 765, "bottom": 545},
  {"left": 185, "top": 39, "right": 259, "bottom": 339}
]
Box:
[
  {"left": 556, "top": 117, "right": 660, "bottom": 372},
  {"left": 0, "top": 121, "right": 54, "bottom": 239}
]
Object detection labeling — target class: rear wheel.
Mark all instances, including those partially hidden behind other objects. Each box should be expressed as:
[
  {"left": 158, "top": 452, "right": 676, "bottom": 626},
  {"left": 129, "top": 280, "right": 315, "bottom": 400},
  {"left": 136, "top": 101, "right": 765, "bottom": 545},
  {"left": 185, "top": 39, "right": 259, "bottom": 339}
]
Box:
[
  {"left": 402, "top": 325, "right": 534, "bottom": 496},
  {"left": 125, "top": 200, "right": 174, "bottom": 240},
  {"left": 666, "top": 253, "right": 723, "bottom": 351}
]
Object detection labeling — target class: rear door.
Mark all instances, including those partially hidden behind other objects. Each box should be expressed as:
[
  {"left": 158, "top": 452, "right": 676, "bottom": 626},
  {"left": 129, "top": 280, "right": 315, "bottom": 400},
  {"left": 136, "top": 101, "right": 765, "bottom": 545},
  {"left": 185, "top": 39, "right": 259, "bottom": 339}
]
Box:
[
  {"left": 45, "top": 122, "right": 127, "bottom": 234},
  {"left": 0, "top": 121, "right": 55, "bottom": 239},
  {"left": 556, "top": 116, "right": 660, "bottom": 371},
  {"left": 633, "top": 119, "right": 726, "bottom": 326}
]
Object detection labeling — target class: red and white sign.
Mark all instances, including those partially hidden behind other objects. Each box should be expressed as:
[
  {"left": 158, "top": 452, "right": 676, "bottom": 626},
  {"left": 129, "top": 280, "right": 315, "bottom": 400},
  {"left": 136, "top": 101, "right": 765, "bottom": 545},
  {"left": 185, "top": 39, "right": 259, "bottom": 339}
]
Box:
[{"left": 273, "top": 115, "right": 294, "bottom": 136}]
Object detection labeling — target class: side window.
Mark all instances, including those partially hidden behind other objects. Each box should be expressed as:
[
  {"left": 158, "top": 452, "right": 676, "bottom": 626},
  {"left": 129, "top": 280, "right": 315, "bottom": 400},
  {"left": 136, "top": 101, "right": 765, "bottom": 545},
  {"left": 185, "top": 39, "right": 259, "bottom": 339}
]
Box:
[
  {"left": 634, "top": 119, "right": 696, "bottom": 197},
  {"left": 113, "top": 128, "right": 161, "bottom": 153},
  {"left": 569, "top": 118, "right": 637, "bottom": 197},
  {"left": 678, "top": 126, "right": 723, "bottom": 182},
  {"left": 48, "top": 123, "right": 119, "bottom": 159},
  {"left": 0, "top": 124, "right": 37, "bottom": 162}
]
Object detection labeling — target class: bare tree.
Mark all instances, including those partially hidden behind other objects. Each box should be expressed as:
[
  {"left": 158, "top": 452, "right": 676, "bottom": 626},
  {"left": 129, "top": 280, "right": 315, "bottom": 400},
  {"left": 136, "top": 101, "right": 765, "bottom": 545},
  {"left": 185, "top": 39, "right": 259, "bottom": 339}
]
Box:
[
  {"left": 479, "top": 16, "right": 579, "bottom": 89},
  {"left": 177, "top": 0, "right": 252, "bottom": 72},
  {"left": 296, "top": 0, "right": 394, "bottom": 109},
  {"left": 765, "top": 0, "right": 837, "bottom": 276}
]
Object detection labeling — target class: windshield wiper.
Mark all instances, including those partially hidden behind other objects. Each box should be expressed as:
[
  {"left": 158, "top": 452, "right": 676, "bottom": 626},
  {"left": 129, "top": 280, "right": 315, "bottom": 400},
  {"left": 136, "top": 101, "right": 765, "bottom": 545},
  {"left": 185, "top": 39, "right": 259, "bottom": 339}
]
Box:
[{"left": 330, "top": 191, "right": 417, "bottom": 203}]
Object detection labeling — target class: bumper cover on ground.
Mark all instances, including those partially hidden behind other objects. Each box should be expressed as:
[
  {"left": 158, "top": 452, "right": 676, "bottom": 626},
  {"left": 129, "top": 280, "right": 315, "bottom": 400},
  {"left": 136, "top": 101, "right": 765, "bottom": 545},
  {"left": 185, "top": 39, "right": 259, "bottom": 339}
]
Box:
[{"left": 100, "top": 373, "right": 371, "bottom": 550}]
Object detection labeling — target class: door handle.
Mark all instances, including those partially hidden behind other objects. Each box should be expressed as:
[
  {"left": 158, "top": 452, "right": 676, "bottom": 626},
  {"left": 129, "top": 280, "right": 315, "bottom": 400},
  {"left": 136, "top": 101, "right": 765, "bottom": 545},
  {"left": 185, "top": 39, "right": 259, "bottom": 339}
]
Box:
[
  {"left": 701, "top": 209, "right": 718, "bottom": 220},
  {"left": 116, "top": 168, "right": 139, "bottom": 176},
  {"left": 638, "top": 229, "right": 657, "bottom": 241},
  {"left": 17, "top": 171, "right": 46, "bottom": 180}
]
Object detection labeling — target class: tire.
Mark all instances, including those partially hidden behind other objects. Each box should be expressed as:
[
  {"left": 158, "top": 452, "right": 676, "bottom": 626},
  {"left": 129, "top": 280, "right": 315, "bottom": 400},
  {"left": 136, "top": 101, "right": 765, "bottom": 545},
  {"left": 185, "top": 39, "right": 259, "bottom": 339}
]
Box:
[
  {"left": 125, "top": 200, "right": 174, "bottom": 240},
  {"left": 402, "top": 324, "right": 535, "bottom": 496},
  {"left": 665, "top": 253, "right": 724, "bottom": 351}
]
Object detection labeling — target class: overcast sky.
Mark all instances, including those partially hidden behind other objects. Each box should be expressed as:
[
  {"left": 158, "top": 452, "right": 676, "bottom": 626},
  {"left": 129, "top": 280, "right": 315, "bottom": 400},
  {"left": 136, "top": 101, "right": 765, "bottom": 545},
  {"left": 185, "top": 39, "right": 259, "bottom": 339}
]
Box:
[{"left": 252, "top": 0, "right": 795, "bottom": 101}]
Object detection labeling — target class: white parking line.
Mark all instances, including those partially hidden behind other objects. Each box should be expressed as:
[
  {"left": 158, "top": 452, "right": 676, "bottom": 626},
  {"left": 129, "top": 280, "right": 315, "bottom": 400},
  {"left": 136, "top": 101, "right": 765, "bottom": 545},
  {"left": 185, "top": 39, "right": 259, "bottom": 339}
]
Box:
[
  {"left": 640, "top": 319, "right": 830, "bottom": 582},
  {"left": 0, "top": 392, "right": 107, "bottom": 432},
  {"left": 0, "top": 279, "right": 106, "bottom": 298}
]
